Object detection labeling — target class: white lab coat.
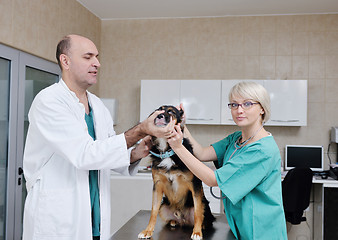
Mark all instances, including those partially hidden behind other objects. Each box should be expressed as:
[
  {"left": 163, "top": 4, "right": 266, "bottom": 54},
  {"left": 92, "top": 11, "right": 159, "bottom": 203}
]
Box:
[{"left": 22, "top": 79, "right": 138, "bottom": 240}]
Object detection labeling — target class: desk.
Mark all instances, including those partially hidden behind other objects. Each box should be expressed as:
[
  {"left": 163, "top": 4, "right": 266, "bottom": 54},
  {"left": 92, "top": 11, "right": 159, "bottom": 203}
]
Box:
[
  {"left": 312, "top": 176, "right": 338, "bottom": 240},
  {"left": 110, "top": 210, "right": 235, "bottom": 240},
  {"left": 312, "top": 175, "right": 338, "bottom": 186}
]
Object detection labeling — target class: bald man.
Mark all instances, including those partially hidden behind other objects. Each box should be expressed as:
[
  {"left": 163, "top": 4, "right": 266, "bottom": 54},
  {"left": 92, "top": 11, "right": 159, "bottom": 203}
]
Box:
[{"left": 22, "top": 35, "right": 174, "bottom": 240}]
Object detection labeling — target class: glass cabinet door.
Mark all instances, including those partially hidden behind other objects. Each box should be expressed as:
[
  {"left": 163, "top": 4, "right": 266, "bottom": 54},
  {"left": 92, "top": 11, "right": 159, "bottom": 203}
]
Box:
[
  {"left": 19, "top": 67, "right": 59, "bottom": 233},
  {"left": 0, "top": 57, "right": 10, "bottom": 239},
  {"left": 0, "top": 44, "right": 60, "bottom": 240},
  {"left": 14, "top": 52, "right": 60, "bottom": 240},
  {"left": 24, "top": 66, "right": 59, "bottom": 142}
]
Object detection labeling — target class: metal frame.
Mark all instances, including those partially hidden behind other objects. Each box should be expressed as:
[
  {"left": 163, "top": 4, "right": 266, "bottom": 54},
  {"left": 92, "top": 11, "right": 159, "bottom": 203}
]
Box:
[
  {"left": 0, "top": 43, "right": 60, "bottom": 240},
  {"left": 0, "top": 43, "right": 20, "bottom": 240},
  {"left": 15, "top": 52, "right": 60, "bottom": 240}
]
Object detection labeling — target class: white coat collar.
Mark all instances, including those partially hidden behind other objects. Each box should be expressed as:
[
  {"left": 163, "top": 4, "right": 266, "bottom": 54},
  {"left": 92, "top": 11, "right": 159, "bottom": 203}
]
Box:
[
  {"left": 59, "top": 78, "right": 81, "bottom": 101},
  {"left": 59, "top": 78, "right": 94, "bottom": 105}
]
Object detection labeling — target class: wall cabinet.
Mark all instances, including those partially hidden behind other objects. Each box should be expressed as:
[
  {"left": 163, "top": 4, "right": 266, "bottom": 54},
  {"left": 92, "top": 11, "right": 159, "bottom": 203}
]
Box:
[
  {"left": 140, "top": 80, "right": 221, "bottom": 124},
  {"left": 221, "top": 80, "right": 307, "bottom": 126},
  {"left": 180, "top": 80, "right": 221, "bottom": 124},
  {"left": 264, "top": 80, "right": 307, "bottom": 126},
  {"left": 140, "top": 79, "right": 307, "bottom": 126},
  {"left": 140, "top": 80, "right": 180, "bottom": 122}
]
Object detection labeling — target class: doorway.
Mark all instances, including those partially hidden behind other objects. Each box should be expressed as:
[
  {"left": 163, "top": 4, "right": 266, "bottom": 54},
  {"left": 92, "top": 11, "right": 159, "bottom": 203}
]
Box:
[{"left": 0, "top": 44, "right": 60, "bottom": 240}]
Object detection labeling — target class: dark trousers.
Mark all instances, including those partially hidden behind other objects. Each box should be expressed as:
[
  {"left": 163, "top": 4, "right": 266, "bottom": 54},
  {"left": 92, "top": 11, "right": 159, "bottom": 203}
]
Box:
[{"left": 93, "top": 236, "right": 100, "bottom": 240}]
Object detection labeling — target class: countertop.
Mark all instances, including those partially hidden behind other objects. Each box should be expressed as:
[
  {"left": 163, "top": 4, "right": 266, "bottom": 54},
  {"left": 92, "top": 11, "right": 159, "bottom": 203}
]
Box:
[{"left": 110, "top": 210, "right": 235, "bottom": 240}]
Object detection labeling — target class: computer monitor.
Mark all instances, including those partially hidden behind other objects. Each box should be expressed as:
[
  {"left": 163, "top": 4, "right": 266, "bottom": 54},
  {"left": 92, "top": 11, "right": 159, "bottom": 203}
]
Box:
[{"left": 285, "top": 145, "right": 324, "bottom": 172}]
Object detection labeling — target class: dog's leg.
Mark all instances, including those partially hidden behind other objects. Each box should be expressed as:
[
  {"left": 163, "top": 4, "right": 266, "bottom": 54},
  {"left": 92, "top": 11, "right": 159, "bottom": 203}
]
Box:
[
  {"left": 190, "top": 187, "right": 205, "bottom": 240},
  {"left": 138, "top": 180, "right": 163, "bottom": 239}
]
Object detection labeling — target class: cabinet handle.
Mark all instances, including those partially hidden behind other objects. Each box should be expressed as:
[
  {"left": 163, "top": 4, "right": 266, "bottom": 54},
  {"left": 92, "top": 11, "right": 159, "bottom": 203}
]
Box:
[
  {"left": 271, "top": 119, "right": 300, "bottom": 122},
  {"left": 187, "top": 118, "right": 214, "bottom": 121}
]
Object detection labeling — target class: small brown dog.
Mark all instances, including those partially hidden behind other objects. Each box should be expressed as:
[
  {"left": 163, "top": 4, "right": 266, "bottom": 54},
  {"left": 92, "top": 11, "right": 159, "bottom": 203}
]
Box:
[{"left": 138, "top": 105, "right": 215, "bottom": 240}]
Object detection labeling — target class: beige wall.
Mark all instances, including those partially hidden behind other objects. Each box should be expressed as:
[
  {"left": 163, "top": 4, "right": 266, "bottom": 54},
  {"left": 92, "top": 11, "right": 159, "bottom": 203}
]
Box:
[
  {"left": 1, "top": 1, "right": 337, "bottom": 167},
  {"left": 100, "top": 14, "right": 338, "bottom": 168},
  {"left": 0, "top": 0, "right": 101, "bottom": 93}
]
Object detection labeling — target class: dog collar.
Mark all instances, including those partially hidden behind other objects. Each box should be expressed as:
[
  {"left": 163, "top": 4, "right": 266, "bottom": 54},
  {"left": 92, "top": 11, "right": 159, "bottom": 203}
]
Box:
[
  {"left": 149, "top": 140, "right": 183, "bottom": 159},
  {"left": 149, "top": 149, "right": 175, "bottom": 159}
]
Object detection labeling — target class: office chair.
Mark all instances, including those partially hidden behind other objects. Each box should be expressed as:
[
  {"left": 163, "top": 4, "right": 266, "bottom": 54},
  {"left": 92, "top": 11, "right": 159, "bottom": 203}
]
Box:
[{"left": 282, "top": 167, "right": 313, "bottom": 224}]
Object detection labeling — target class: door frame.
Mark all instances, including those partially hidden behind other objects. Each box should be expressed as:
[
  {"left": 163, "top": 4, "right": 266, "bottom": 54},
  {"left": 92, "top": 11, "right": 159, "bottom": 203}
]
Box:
[
  {"left": 0, "top": 43, "right": 60, "bottom": 239},
  {"left": 15, "top": 52, "right": 60, "bottom": 239},
  {"left": 0, "top": 43, "right": 20, "bottom": 240}
]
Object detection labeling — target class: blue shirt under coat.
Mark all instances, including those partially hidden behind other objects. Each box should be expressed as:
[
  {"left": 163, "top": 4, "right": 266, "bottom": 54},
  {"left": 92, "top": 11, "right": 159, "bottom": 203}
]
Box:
[{"left": 85, "top": 108, "right": 100, "bottom": 237}]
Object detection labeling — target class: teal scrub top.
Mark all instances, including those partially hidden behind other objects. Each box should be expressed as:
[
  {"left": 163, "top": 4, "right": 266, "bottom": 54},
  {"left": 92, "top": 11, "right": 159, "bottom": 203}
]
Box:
[
  {"left": 212, "top": 131, "right": 287, "bottom": 240},
  {"left": 85, "top": 108, "right": 101, "bottom": 237}
]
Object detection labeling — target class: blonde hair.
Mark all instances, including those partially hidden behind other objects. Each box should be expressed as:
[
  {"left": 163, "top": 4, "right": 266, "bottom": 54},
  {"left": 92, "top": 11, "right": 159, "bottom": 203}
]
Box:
[{"left": 228, "top": 81, "right": 271, "bottom": 123}]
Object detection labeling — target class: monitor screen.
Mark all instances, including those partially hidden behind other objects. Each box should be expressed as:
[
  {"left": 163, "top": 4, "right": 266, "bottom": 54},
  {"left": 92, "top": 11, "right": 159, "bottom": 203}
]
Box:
[{"left": 285, "top": 145, "right": 324, "bottom": 171}]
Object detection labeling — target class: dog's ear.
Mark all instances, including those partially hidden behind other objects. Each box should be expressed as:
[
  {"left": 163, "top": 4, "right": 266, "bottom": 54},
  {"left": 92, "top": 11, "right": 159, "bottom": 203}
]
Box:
[
  {"left": 179, "top": 108, "right": 184, "bottom": 119},
  {"left": 151, "top": 136, "right": 156, "bottom": 145},
  {"left": 180, "top": 123, "right": 185, "bottom": 132},
  {"left": 179, "top": 108, "right": 185, "bottom": 129}
]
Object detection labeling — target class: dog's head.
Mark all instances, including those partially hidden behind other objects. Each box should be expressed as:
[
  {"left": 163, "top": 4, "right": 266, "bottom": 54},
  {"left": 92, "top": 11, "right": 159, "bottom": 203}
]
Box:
[
  {"left": 150, "top": 105, "right": 184, "bottom": 156},
  {"left": 153, "top": 105, "right": 184, "bottom": 127}
]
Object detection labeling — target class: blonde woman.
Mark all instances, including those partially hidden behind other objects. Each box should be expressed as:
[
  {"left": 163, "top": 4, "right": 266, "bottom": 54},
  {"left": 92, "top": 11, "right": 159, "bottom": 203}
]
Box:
[{"left": 167, "top": 82, "right": 287, "bottom": 239}]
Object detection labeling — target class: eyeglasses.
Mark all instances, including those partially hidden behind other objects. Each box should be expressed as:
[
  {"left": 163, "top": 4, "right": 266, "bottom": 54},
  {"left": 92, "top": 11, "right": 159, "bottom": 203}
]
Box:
[{"left": 228, "top": 101, "right": 260, "bottom": 110}]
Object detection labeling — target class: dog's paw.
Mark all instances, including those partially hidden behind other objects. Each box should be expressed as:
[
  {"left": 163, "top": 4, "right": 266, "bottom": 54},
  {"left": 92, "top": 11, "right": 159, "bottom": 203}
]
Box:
[
  {"left": 169, "top": 220, "right": 178, "bottom": 228},
  {"left": 138, "top": 230, "right": 153, "bottom": 239},
  {"left": 191, "top": 232, "right": 203, "bottom": 240}
]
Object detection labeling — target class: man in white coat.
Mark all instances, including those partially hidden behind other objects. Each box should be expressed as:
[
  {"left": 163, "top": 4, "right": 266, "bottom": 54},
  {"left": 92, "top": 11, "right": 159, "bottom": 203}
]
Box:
[{"left": 22, "top": 34, "right": 174, "bottom": 240}]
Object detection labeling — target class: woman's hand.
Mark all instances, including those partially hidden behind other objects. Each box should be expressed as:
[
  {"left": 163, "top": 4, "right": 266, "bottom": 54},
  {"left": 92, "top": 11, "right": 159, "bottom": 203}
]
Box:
[
  {"left": 167, "top": 124, "right": 184, "bottom": 150},
  {"left": 176, "top": 103, "right": 186, "bottom": 126}
]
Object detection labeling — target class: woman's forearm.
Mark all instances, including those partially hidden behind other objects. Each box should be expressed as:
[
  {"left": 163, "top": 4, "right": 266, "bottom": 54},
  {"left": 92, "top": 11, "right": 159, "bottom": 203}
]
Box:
[
  {"left": 174, "top": 145, "right": 218, "bottom": 187},
  {"left": 183, "top": 126, "right": 217, "bottom": 162}
]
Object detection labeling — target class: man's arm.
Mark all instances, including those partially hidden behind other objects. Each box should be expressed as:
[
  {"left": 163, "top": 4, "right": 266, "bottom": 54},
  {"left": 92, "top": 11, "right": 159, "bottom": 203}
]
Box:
[
  {"left": 124, "top": 123, "right": 147, "bottom": 149},
  {"left": 124, "top": 110, "right": 175, "bottom": 148}
]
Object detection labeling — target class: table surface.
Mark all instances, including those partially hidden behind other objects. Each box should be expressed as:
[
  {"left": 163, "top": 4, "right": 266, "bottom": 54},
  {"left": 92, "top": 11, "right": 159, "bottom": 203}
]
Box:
[{"left": 110, "top": 210, "right": 235, "bottom": 240}]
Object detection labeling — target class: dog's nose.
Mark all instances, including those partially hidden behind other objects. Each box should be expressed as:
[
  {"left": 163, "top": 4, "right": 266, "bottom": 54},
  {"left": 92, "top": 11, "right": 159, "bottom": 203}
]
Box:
[{"left": 157, "top": 114, "right": 164, "bottom": 119}]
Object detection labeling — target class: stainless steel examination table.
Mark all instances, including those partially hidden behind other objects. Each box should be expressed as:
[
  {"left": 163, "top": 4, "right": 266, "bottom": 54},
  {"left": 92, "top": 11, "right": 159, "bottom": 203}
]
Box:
[{"left": 110, "top": 210, "right": 236, "bottom": 240}]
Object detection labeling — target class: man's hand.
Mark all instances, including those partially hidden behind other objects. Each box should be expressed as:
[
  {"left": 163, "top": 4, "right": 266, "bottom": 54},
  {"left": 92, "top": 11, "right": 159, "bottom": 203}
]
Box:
[
  {"left": 130, "top": 136, "right": 152, "bottom": 163},
  {"left": 125, "top": 110, "right": 175, "bottom": 148},
  {"left": 140, "top": 110, "right": 175, "bottom": 138}
]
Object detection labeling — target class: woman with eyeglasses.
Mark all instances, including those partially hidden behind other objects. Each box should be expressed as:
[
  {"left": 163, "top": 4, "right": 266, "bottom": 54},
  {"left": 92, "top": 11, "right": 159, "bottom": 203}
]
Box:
[{"left": 167, "top": 81, "right": 287, "bottom": 240}]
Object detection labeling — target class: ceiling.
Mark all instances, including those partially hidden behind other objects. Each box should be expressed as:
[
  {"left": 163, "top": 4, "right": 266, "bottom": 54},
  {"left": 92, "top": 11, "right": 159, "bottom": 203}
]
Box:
[{"left": 77, "top": 0, "right": 338, "bottom": 20}]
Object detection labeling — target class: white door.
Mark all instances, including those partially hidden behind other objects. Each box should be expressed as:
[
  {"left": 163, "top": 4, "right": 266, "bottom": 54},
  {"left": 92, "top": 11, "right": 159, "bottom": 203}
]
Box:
[
  {"left": 264, "top": 80, "right": 307, "bottom": 126},
  {"left": 0, "top": 53, "right": 15, "bottom": 240},
  {"left": 16, "top": 53, "right": 60, "bottom": 240},
  {"left": 0, "top": 44, "right": 60, "bottom": 240},
  {"left": 180, "top": 80, "right": 221, "bottom": 124},
  {"left": 140, "top": 80, "right": 180, "bottom": 122}
]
